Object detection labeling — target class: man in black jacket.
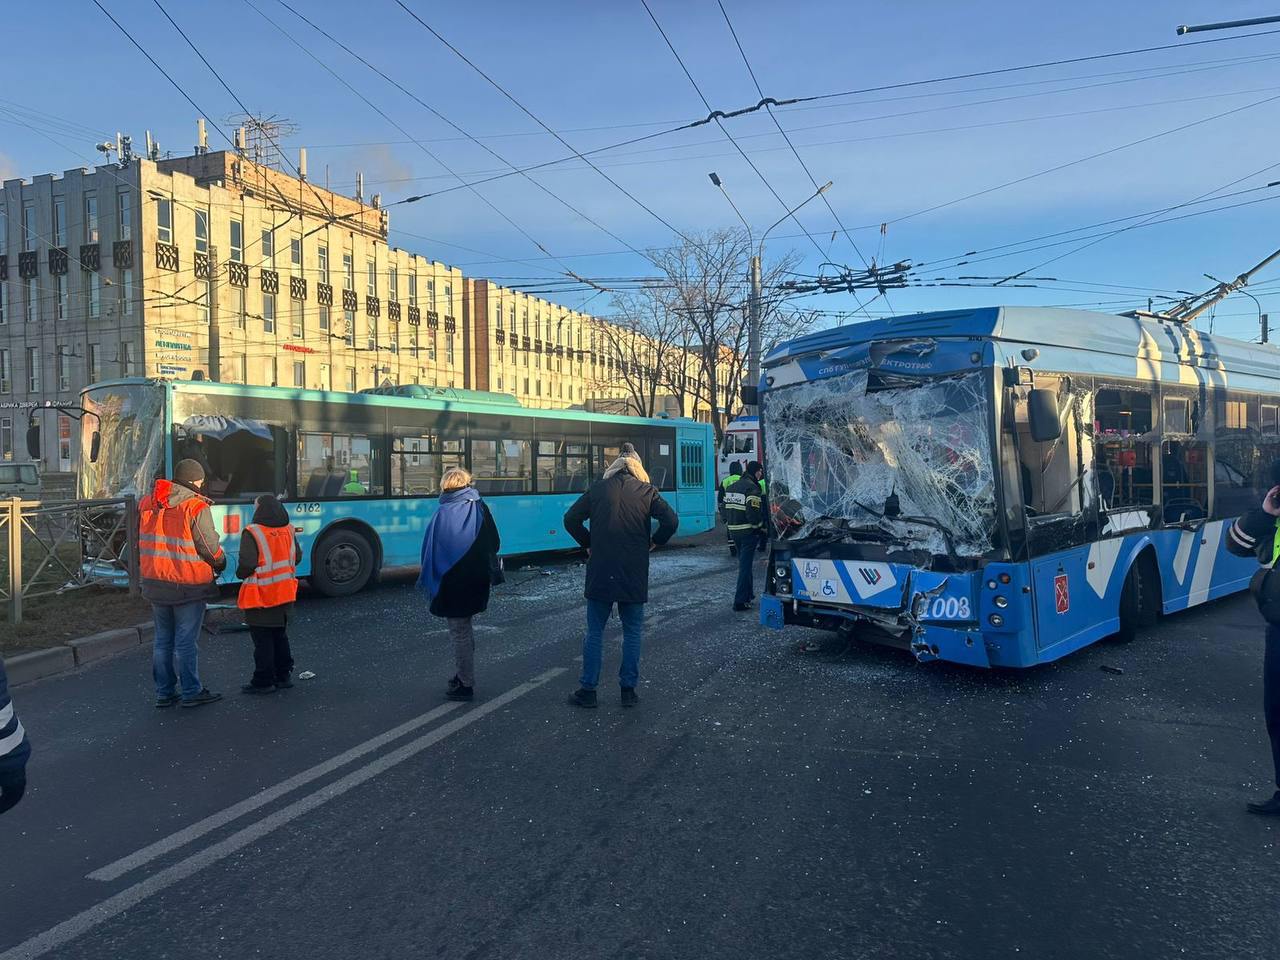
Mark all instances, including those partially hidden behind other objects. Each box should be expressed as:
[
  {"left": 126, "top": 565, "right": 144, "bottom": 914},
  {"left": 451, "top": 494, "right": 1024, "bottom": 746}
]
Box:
[
  {"left": 724, "top": 460, "right": 767, "bottom": 611},
  {"left": 564, "top": 443, "right": 678, "bottom": 708},
  {"left": 1225, "top": 461, "right": 1280, "bottom": 816}
]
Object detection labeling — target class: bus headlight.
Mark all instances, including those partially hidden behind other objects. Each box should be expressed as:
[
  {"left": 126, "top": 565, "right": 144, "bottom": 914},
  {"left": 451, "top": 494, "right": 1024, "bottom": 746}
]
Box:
[
  {"left": 988, "top": 613, "right": 1005, "bottom": 627},
  {"left": 993, "top": 596, "right": 1008, "bottom": 608},
  {"left": 775, "top": 565, "right": 789, "bottom": 579}
]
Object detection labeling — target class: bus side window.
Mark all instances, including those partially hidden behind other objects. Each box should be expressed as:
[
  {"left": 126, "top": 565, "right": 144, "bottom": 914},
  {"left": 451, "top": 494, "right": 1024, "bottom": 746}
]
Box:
[
  {"left": 176, "top": 419, "right": 285, "bottom": 502},
  {"left": 298, "top": 431, "right": 383, "bottom": 497},
  {"left": 1161, "top": 393, "right": 1208, "bottom": 524},
  {"left": 391, "top": 432, "right": 462, "bottom": 496},
  {"left": 1093, "top": 387, "right": 1155, "bottom": 513},
  {"left": 1011, "top": 375, "right": 1089, "bottom": 520},
  {"left": 1212, "top": 393, "right": 1259, "bottom": 521}
]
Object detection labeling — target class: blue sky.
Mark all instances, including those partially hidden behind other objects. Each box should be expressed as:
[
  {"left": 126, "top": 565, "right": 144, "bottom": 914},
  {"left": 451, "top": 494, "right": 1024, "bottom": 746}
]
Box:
[{"left": 7, "top": 1, "right": 1280, "bottom": 340}]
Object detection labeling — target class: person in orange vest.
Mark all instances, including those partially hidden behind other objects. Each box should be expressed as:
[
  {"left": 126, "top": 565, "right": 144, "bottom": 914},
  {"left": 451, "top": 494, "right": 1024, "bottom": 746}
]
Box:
[
  {"left": 140, "top": 459, "right": 226, "bottom": 708},
  {"left": 236, "top": 494, "right": 303, "bottom": 694}
]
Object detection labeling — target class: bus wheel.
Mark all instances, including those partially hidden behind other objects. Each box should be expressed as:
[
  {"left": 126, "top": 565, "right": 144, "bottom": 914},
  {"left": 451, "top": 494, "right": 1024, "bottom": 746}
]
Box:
[
  {"left": 1115, "top": 553, "right": 1158, "bottom": 642},
  {"left": 311, "top": 528, "right": 375, "bottom": 597}
]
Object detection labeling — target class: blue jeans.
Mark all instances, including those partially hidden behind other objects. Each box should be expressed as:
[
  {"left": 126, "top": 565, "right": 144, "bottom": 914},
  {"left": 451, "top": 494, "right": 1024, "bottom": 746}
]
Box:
[
  {"left": 152, "top": 601, "right": 207, "bottom": 700},
  {"left": 733, "top": 532, "right": 759, "bottom": 605},
  {"left": 579, "top": 599, "right": 644, "bottom": 690}
]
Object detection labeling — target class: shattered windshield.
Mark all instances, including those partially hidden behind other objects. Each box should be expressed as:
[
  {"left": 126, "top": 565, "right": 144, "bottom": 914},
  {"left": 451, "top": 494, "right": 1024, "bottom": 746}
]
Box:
[
  {"left": 763, "top": 368, "right": 997, "bottom": 557},
  {"left": 79, "top": 384, "right": 166, "bottom": 499}
]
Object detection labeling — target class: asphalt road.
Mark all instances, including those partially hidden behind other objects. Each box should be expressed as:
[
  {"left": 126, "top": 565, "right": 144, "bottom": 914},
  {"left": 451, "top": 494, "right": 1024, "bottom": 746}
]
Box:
[{"left": 1, "top": 539, "right": 1277, "bottom": 960}]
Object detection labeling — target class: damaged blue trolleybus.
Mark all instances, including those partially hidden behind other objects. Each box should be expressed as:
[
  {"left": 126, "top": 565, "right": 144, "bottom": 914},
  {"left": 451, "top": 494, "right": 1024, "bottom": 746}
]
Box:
[
  {"left": 758, "top": 306, "right": 1279, "bottom": 668},
  {"left": 77, "top": 379, "right": 715, "bottom": 596}
]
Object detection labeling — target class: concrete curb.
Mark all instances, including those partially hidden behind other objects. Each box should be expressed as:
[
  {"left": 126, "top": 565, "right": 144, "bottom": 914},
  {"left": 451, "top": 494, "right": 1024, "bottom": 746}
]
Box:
[{"left": 7, "top": 621, "right": 153, "bottom": 686}]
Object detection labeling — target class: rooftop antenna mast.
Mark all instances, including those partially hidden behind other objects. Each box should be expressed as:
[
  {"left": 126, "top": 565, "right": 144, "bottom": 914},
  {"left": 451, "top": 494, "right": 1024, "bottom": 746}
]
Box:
[{"left": 225, "top": 112, "right": 298, "bottom": 170}]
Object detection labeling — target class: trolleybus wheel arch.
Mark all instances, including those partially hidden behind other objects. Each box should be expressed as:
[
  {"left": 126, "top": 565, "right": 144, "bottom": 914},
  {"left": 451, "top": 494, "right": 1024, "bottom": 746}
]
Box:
[
  {"left": 1115, "top": 548, "right": 1160, "bottom": 642},
  {"left": 310, "top": 525, "right": 378, "bottom": 597}
]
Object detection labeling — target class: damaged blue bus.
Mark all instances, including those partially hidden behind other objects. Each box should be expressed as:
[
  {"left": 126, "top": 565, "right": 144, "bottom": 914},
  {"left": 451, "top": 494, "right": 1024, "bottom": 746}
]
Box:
[{"left": 757, "top": 306, "right": 1279, "bottom": 668}]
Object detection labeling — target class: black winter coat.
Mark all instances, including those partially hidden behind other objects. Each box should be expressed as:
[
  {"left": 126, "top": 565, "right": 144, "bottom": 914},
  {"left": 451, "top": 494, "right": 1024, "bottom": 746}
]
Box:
[
  {"left": 429, "top": 503, "right": 501, "bottom": 619},
  {"left": 564, "top": 469, "right": 679, "bottom": 604}
]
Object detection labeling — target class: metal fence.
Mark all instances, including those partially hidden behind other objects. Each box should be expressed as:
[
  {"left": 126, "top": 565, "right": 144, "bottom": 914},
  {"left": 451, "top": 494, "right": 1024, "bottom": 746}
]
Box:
[{"left": 1, "top": 496, "right": 139, "bottom": 625}]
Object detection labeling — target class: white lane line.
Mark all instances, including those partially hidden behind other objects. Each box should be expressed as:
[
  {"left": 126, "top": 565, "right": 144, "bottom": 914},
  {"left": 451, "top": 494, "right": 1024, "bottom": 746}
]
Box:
[
  {"left": 88, "top": 701, "right": 463, "bottom": 883},
  {"left": 6, "top": 667, "right": 565, "bottom": 960}
]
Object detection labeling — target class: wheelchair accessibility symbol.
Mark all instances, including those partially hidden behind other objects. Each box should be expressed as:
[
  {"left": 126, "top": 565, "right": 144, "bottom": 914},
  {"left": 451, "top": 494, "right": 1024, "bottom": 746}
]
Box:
[{"left": 821, "top": 579, "right": 838, "bottom": 597}]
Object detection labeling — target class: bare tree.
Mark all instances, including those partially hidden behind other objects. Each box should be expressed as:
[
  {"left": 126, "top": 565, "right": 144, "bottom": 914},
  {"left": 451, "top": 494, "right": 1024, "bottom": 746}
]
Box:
[{"left": 592, "top": 292, "right": 687, "bottom": 417}]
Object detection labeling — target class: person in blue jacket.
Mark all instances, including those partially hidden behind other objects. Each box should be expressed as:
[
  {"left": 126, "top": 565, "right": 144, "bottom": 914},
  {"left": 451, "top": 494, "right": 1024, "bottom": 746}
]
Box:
[{"left": 0, "top": 656, "right": 30, "bottom": 815}]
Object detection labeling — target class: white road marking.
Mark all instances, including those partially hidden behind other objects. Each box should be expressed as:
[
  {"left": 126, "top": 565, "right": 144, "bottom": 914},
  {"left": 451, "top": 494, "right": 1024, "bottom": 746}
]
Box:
[
  {"left": 88, "top": 701, "right": 463, "bottom": 883},
  {"left": 2, "top": 668, "right": 565, "bottom": 960}
]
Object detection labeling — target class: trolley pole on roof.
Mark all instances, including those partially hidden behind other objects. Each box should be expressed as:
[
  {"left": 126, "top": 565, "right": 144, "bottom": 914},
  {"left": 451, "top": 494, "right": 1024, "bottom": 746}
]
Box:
[
  {"left": 1176, "top": 15, "right": 1280, "bottom": 35},
  {"left": 1163, "top": 245, "right": 1280, "bottom": 325}
]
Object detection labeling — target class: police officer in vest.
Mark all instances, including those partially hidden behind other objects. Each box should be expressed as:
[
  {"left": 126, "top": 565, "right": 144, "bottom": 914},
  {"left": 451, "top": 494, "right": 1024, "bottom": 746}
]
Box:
[
  {"left": 725, "top": 460, "right": 766, "bottom": 611},
  {"left": 140, "top": 459, "right": 227, "bottom": 708},
  {"left": 1226, "top": 458, "right": 1280, "bottom": 816},
  {"left": 719, "top": 462, "right": 742, "bottom": 554}
]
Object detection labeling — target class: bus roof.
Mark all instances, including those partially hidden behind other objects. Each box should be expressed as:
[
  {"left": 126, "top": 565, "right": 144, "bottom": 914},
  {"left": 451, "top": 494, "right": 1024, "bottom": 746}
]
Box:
[
  {"left": 82, "top": 378, "right": 702, "bottom": 429},
  {"left": 763, "top": 305, "right": 1280, "bottom": 379}
]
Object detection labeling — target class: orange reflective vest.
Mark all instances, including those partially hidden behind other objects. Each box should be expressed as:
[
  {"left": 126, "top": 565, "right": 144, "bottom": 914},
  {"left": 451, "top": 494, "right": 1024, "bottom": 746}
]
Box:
[
  {"left": 139, "top": 491, "right": 218, "bottom": 586},
  {"left": 237, "top": 524, "right": 298, "bottom": 609}
]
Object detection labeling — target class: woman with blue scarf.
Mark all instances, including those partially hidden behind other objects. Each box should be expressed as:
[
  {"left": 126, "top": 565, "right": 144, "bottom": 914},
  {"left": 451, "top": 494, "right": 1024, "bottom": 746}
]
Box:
[{"left": 417, "top": 467, "right": 501, "bottom": 701}]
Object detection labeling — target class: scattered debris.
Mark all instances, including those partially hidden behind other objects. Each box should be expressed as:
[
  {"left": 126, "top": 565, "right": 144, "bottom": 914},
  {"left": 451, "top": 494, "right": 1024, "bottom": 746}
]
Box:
[
  {"left": 1099, "top": 664, "right": 1124, "bottom": 676},
  {"left": 297, "top": 670, "right": 317, "bottom": 680}
]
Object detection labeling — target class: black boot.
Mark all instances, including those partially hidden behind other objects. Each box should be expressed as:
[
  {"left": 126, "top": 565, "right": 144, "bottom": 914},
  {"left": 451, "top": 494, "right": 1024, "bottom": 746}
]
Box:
[
  {"left": 620, "top": 687, "right": 639, "bottom": 708},
  {"left": 567, "top": 688, "right": 598, "bottom": 709},
  {"left": 1246, "top": 791, "right": 1280, "bottom": 816},
  {"left": 446, "top": 679, "right": 474, "bottom": 702}
]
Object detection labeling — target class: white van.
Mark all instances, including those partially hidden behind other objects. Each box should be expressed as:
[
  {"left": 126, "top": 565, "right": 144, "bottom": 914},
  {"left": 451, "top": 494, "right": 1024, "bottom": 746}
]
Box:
[{"left": 0, "top": 462, "right": 41, "bottom": 498}]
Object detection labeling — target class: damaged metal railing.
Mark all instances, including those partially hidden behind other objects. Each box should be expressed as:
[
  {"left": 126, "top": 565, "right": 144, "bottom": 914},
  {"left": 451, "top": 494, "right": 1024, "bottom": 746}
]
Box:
[{"left": 1, "top": 496, "right": 139, "bottom": 625}]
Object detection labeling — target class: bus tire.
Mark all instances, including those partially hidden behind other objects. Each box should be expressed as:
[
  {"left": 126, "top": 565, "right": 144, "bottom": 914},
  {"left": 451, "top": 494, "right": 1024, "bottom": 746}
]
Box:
[
  {"left": 310, "top": 528, "right": 375, "bottom": 597},
  {"left": 1115, "top": 552, "right": 1159, "bottom": 642}
]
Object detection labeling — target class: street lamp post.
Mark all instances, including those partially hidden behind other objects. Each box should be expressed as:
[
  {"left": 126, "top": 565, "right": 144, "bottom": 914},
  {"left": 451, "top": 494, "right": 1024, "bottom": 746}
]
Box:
[{"left": 748, "top": 181, "right": 832, "bottom": 413}]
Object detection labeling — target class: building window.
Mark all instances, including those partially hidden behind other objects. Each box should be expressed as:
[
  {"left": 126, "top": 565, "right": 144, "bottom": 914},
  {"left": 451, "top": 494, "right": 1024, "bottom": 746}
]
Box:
[
  {"left": 115, "top": 190, "right": 132, "bottom": 241},
  {"left": 52, "top": 198, "right": 66, "bottom": 246},
  {"left": 54, "top": 275, "right": 66, "bottom": 321},
  {"left": 0, "top": 350, "right": 10, "bottom": 393},
  {"left": 366, "top": 259, "right": 376, "bottom": 297},
  {"left": 443, "top": 283, "right": 451, "bottom": 314},
  {"left": 343, "top": 252, "right": 354, "bottom": 290},
  {"left": 120, "top": 341, "right": 135, "bottom": 376},
  {"left": 235, "top": 287, "right": 246, "bottom": 330},
  {"left": 318, "top": 243, "right": 328, "bottom": 279},
  {"left": 265, "top": 357, "right": 278, "bottom": 386},
  {"left": 156, "top": 197, "right": 173, "bottom": 245},
  {"left": 367, "top": 314, "right": 377, "bottom": 352},
  {"left": 319, "top": 305, "right": 331, "bottom": 333},
  {"left": 389, "top": 265, "right": 398, "bottom": 302},
  {"left": 409, "top": 273, "right": 418, "bottom": 307},
  {"left": 261, "top": 228, "right": 274, "bottom": 266},
  {"left": 346, "top": 366, "right": 357, "bottom": 392},
  {"left": 428, "top": 278, "right": 436, "bottom": 310},
  {"left": 291, "top": 235, "right": 302, "bottom": 267},
  {"left": 88, "top": 343, "right": 100, "bottom": 383},
  {"left": 25, "top": 279, "right": 37, "bottom": 323},
  {"left": 84, "top": 194, "right": 99, "bottom": 244},
  {"left": 291, "top": 299, "right": 303, "bottom": 338},
  {"left": 0, "top": 208, "right": 6, "bottom": 256},
  {"left": 237, "top": 354, "right": 247, "bottom": 384},
  {"left": 319, "top": 363, "right": 331, "bottom": 390},
  {"left": 56, "top": 348, "right": 69, "bottom": 391},
  {"left": 198, "top": 281, "right": 211, "bottom": 324},
  {"left": 293, "top": 361, "right": 305, "bottom": 387},
  {"left": 263, "top": 292, "right": 276, "bottom": 333},
  {"left": 22, "top": 203, "right": 37, "bottom": 252},
  {"left": 428, "top": 332, "right": 436, "bottom": 361},
  {"left": 195, "top": 209, "right": 209, "bottom": 254},
  {"left": 446, "top": 335, "right": 454, "bottom": 365},
  {"left": 0, "top": 418, "right": 10, "bottom": 461},
  {"left": 119, "top": 269, "right": 133, "bottom": 317},
  {"left": 230, "top": 219, "right": 243, "bottom": 262},
  {"left": 27, "top": 347, "right": 39, "bottom": 392},
  {"left": 0, "top": 284, "right": 5, "bottom": 325}
]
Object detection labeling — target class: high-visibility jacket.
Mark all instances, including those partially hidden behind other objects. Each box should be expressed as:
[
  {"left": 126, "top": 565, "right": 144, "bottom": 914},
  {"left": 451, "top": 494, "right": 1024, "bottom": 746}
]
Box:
[
  {"left": 724, "top": 474, "right": 765, "bottom": 536},
  {"left": 139, "top": 484, "right": 220, "bottom": 586},
  {"left": 237, "top": 523, "right": 299, "bottom": 609}
]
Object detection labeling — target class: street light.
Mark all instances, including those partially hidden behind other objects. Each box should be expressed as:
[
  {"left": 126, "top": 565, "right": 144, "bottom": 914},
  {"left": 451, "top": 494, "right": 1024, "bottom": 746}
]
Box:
[
  {"left": 1177, "top": 15, "right": 1280, "bottom": 35},
  {"left": 708, "top": 171, "right": 752, "bottom": 242},
  {"left": 745, "top": 180, "right": 834, "bottom": 412}
]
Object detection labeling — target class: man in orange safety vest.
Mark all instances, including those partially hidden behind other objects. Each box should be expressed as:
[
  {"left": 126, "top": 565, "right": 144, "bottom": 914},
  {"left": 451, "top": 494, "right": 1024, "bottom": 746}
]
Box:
[{"left": 140, "top": 459, "right": 226, "bottom": 708}]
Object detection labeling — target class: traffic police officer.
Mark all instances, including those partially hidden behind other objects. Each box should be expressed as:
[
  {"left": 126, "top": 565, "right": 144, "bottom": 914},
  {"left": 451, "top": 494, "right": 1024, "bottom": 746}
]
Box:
[{"left": 724, "top": 460, "right": 766, "bottom": 611}]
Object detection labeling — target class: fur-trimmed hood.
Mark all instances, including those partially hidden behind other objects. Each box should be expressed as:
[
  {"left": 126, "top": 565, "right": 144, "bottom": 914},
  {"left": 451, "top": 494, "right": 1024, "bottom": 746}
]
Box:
[{"left": 603, "top": 453, "right": 650, "bottom": 485}]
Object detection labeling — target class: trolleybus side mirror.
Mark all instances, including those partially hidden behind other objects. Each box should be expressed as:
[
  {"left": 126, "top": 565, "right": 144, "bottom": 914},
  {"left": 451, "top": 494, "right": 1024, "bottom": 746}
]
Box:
[
  {"left": 90, "top": 430, "right": 101, "bottom": 463},
  {"left": 25, "top": 423, "right": 40, "bottom": 460},
  {"left": 740, "top": 385, "right": 759, "bottom": 407},
  {"left": 1027, "top": 388, "right": 1061, "bottom": 443}
]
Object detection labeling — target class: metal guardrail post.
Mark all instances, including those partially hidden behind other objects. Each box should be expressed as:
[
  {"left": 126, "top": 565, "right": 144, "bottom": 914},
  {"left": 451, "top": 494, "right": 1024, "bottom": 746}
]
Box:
[
  {"left": 126, "top": 495, "right": 140, "bottom": 596},
  {"left": 8, "top": 496, "right": 22, "bottom": 625}
]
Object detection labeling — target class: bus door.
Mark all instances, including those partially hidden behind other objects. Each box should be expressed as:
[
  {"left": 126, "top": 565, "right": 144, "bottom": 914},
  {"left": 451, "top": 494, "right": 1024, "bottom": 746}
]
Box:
[{"left": 677, "top": 426, "right": 714, "bottom": 521}]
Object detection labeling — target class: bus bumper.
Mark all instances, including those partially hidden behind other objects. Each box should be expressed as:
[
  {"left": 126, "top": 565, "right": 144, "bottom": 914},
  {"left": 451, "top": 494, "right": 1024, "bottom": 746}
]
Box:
[{"left": 910, "top": 624, "right": 991, "bottom": 668}]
